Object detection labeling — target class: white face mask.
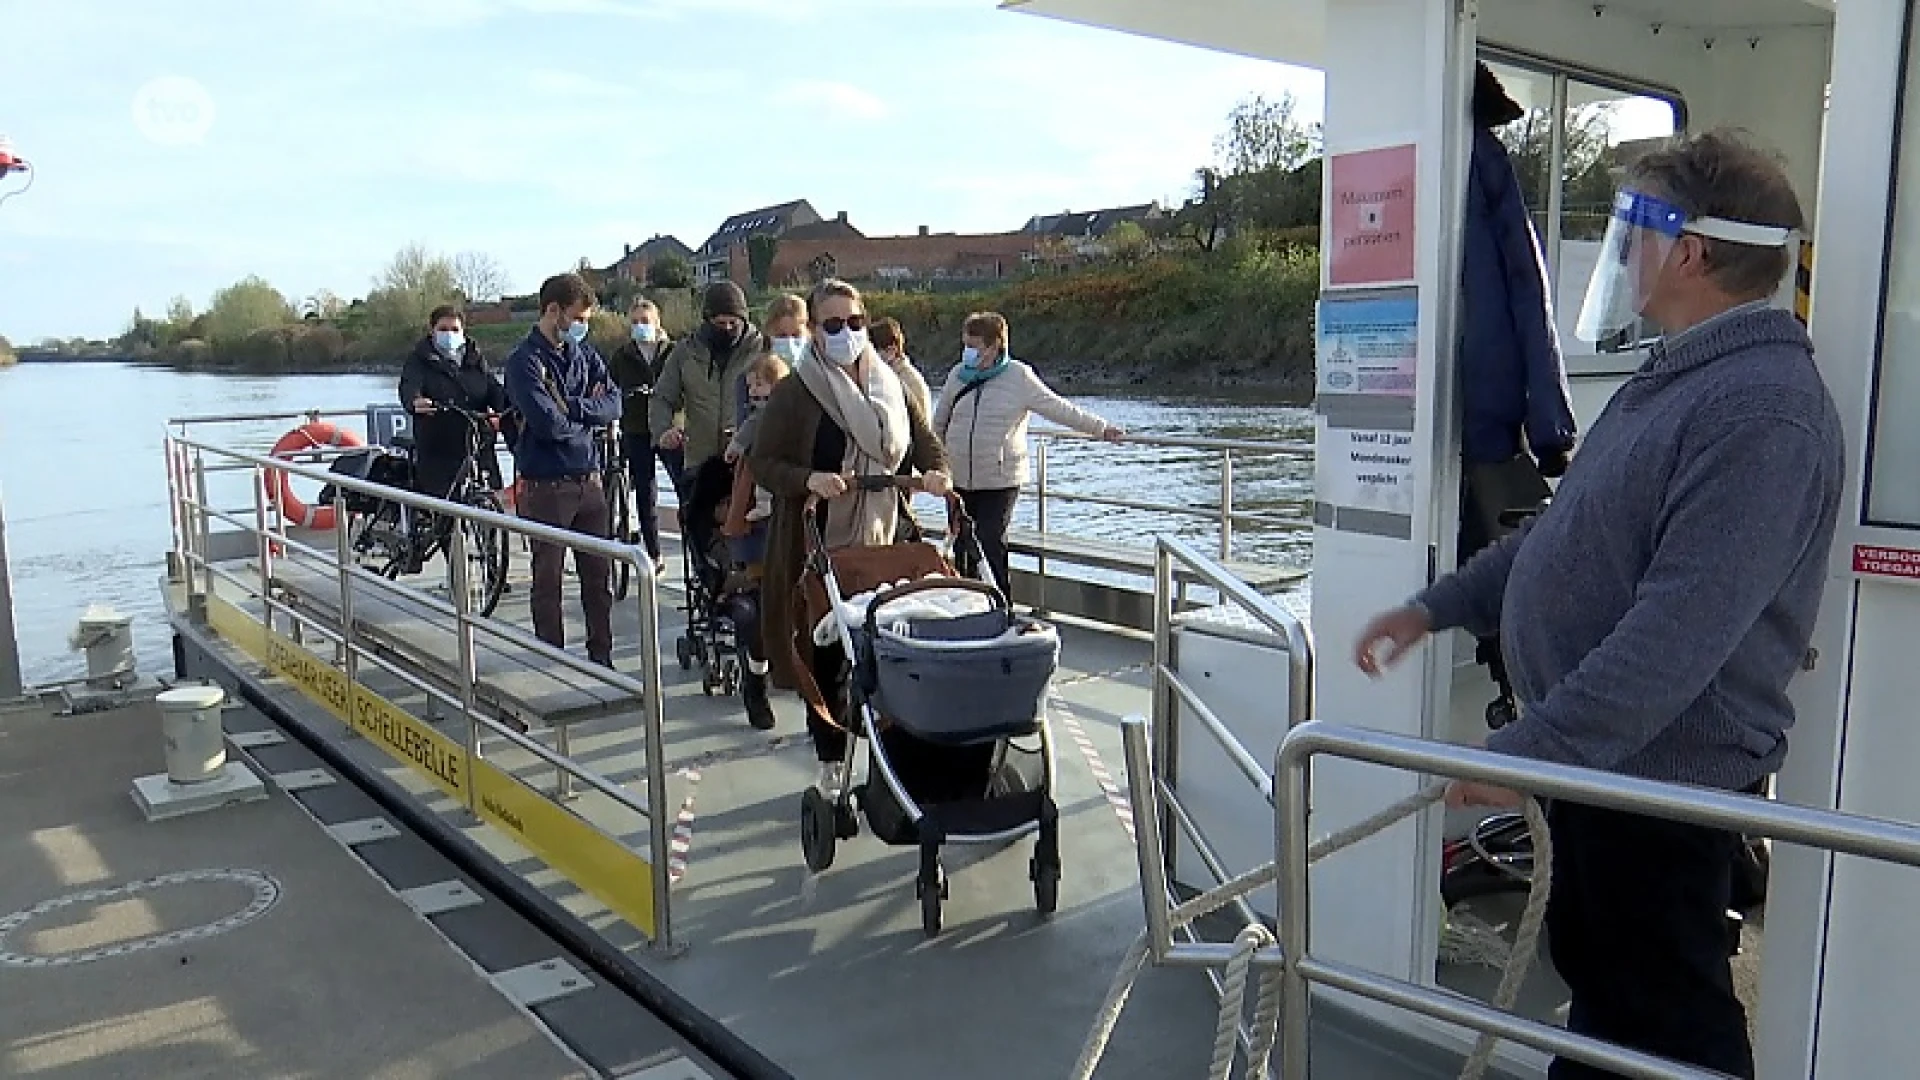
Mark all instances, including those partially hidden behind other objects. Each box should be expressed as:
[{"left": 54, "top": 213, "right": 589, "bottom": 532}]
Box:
[{"left": 822, "top": 327, "right": 869, "bottom": 366}]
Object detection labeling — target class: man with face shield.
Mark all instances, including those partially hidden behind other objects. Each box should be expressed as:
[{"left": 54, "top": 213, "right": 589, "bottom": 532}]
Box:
[{"left": 1352, "top": 130, "right": 1845, "bottom": 1078}]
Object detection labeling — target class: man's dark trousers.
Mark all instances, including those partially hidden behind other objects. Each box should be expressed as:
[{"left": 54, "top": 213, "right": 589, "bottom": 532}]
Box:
[
  {"left": 520, "top": 474, "right": 613, "bottom": 663},
  {"left": 1545, "top": 798, "right": 1754, "bottom": 1079}
]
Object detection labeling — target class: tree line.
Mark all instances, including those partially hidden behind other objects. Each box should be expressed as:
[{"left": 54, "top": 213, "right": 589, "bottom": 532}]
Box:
[{"left": 10, "top": 88, "right": 1615, "bottom": 375}]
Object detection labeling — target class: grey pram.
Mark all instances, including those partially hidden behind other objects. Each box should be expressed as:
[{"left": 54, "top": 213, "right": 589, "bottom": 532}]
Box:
[{"left": 798, "top": 488, "right": 1063, "bottom": 938}]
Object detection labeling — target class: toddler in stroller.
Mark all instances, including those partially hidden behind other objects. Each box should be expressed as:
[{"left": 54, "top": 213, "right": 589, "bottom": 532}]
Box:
[
  {"left": 676, "top": 453, "right": 774, "bottom": 728},
  {"left": 795, "top": 477, "right": 1063, "bottom": 938}
]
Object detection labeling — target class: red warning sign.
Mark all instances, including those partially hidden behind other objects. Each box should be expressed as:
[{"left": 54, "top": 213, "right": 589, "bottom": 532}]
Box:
[{"left": 1853, "top": 544, "right": 1920, "bottom": 579}]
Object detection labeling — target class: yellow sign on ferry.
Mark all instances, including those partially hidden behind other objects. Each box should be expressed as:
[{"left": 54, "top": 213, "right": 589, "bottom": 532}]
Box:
[{"left": 202, "top": 595, "right": 656, "bottom": 936}]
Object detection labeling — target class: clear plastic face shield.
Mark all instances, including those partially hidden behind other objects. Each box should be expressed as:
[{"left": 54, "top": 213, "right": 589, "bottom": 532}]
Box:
[{"left": 1574, "top": 188, "right": 1799, "bottom": 343}]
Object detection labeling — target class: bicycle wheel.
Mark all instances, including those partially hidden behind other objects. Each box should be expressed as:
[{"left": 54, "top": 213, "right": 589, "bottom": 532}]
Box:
[
  {"left": 607, "top": 468, "right": 633, "bottom": 601},
  {"left": 462, "top": 491, "right": 511, "bottom": 617}
]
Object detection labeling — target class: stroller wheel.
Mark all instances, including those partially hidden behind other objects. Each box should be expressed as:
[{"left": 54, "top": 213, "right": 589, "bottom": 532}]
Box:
[
  {"left": 1031, "top": 857, "right": 1060, "bottom": 916},
  {"left": 800, "top": 788, "right": 836, "bottom": 872},
  {"left": 675, "top": 636, "right": 693, "bottom": 671},
  {"left": 917, "top": 866, "right": 946, "bottom": 938},
  {"left": 833, "top": 797, "right": 860, "bottom": 840}
]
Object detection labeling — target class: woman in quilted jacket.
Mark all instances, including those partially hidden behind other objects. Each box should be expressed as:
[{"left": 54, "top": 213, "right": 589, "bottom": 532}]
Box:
[{"left": 932, "top": 312, "right": 1122, "bottom": 598}]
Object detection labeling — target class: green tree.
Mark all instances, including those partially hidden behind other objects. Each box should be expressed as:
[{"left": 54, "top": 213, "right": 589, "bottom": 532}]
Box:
[
  {"left": 1497, "top": 102, "right": 1621, "bottom": 237},
  {"left": 747, "top": 235, "right": 780, "bottom": 290},
  {"left": 451, "top": 251, "right": 508, "bottom": 303},
  {"left": 365, "top": 243, "right": 459, "bottom": 338},
  {"left": 1172, "top": 168, "right": 1229, "bottom": 253},
  {"left": 647, "top": 253, "right": 693, "bottom": 290},
  {"left": 1105, "top": 220, "right": 1152, "bottom": 265},
  {"left": 117, "top": 307, "right": 165, "bottom": 354},
  {"left": 1215, "top": 91, "right": 1321, "bottom": 176},
  {"left": 205, "top": 275, "right": 295, "bottom": 343}
]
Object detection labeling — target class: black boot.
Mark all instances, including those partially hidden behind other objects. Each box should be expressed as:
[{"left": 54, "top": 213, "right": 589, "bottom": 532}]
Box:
[{"left": 742, "top": 667, "right": 775, "bottom": 730}]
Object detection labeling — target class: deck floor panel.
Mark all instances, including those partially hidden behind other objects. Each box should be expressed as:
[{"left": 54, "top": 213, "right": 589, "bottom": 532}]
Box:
[
  {"left": 0, "top": 697, "right": 589, "bottom": 1080},
  {"left": 182, "top": 542, "right": 1548, "bottom": 1080}
]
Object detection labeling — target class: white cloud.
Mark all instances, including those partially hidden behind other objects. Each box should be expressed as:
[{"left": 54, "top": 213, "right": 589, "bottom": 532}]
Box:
[
  {"left": 524, "top": 68, "right": 644, "bottom": 100},
  {"left": 778, "top": 80, "right": 891, "bottom": 121}
]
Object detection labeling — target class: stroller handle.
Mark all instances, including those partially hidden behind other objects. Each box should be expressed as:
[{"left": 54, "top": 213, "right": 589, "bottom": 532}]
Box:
[{"left": 862, "top": 577, "right": 1007, "bottom": 639}]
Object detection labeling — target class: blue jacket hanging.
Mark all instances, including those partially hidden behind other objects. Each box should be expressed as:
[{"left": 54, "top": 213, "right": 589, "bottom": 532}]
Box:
[{"left": 1459, "top": 127, "right": 1578, "bottom": 471}]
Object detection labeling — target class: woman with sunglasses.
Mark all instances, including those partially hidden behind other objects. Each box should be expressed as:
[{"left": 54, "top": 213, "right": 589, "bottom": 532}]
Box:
[{"left": 749, "top": 279, "right": 951, "bottom": 794}]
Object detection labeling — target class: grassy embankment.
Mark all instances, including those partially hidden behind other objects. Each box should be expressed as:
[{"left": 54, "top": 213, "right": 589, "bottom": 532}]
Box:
[
  {"left": 88, "top": 238, "right": 1321, "bottom": 401},
  {"left": 868, "top": 241, "right": 1318, "bottom": 397}
]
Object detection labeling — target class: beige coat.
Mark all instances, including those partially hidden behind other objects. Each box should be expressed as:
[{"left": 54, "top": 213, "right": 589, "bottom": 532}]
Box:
[{"left": 932, "top": 360, "right": 1111, "bottom": 490}]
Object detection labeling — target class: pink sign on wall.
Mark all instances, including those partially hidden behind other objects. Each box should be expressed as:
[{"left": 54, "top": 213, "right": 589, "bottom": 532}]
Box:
[{"left": 1327, "top": 143, "right": 1418, "bottom": 287}]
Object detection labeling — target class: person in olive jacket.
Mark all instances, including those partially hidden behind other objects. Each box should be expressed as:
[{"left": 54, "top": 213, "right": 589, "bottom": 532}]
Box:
[
  {"left": 649, "top": 281, "right": 767, "bottom": 479},
  {"left": 608, "top": 298, "right": 679, "bottom": 569}
]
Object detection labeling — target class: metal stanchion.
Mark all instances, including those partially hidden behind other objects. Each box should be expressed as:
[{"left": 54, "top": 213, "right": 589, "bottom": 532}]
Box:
[
  {"left": 636, "top": 554, "right": 675, "bottom": 952},
  {"left": 447, "top": 524, "right": 480, "bottom": 813}
]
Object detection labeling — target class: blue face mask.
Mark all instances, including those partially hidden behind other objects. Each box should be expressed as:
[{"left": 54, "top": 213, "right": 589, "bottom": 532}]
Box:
[
  {"left": 630, "top": 322, "right": 656, "bottom": 344},
  {"left": 772, "top": 336, "right": 807, "bottom": 365},
  {"left": 434, "top": 330, "right": 464, "bottom": 356},
  {"left": 961, "top": 345, "right": 983, "bottom": 367},
  {"left": 566, "top": 319, "right": 590, "bottom": 344}
]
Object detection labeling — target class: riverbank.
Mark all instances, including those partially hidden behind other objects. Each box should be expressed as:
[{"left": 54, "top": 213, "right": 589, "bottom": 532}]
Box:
[{"left": 33, "top": 241, "right": 1320, "bottom": 400}]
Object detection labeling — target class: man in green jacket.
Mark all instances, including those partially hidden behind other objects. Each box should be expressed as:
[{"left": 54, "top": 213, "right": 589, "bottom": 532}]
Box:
[{"left": 650, "top": 281, "right": 767, "bottom": 477}]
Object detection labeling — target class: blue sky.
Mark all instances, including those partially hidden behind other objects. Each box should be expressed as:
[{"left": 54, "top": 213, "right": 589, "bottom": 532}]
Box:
[{"left": 0, "top": 0, "right": 1324, "bottom": 342}]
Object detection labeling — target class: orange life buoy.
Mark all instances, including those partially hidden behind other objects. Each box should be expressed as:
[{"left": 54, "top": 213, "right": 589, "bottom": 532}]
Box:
[{"left": 267, "top": 422, "right": 365, "bottom": 529}]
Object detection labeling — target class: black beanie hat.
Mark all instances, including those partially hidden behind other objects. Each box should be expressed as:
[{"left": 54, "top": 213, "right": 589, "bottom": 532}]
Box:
[{"left": 702, "top": 281, "right": 749, "bottom": 320}]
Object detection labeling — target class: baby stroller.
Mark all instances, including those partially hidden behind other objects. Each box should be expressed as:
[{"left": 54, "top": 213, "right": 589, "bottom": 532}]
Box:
[
  {"left": 798, "top": 476, "right": 1063, "bottom": 938},
  {"left": 675, "top": 455, "right": 743, "bottom": 695}
]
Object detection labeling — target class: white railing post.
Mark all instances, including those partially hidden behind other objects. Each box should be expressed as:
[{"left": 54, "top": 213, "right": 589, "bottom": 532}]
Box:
[
  {"left": 1152, "top": 539, "right": 1180, "bottom": 881},
  {"left": 194, "top": 450, "right": 213, "bottom": 608},
  {"left": 636, "top": 553, "right": 675, "bottom": 952},
  {"left": 334, "top": 502, "right": 359, "bottom": 686},
  {"left": 253, "top": 463, "right": 273, "bottom": 636},
  {"left": 1033, "top": 438, "right": 1050, "bottom": 614},
  {"left": 1220, "top": 449, "right": 1234, "bottom": 562},
  {"left": 446, "top": 523, "right": 481, "bottom": 815},
  {"left": 1276, "top": 727, "right": 1313, "bottom": 1080}
]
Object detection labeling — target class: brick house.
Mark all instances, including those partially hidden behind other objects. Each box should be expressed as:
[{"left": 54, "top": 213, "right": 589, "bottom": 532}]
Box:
[
  {"left": 692, "top": 200, "right": 827, "bottom": 285},
  {"left": 606, "top": 235, "right": 694, "bottom": 283},
  {"left": 769, "top": 226, "right": 1048, "bottom": 287},
  {"left": 1022, "top": 202, "right": 1166, "bottom": 257}
]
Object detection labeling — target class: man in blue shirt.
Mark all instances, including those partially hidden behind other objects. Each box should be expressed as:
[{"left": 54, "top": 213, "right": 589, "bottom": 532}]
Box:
[{"left": 504, "top": 273, "right": 622, "bottom": 667}]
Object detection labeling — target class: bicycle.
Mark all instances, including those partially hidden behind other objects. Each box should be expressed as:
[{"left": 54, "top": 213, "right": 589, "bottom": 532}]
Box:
[
  {"left": 598, "top": 423, "right": 634, "bottom": 601},
  {"left": 342, "top": 402, "right": 511, "bottom": 617}
]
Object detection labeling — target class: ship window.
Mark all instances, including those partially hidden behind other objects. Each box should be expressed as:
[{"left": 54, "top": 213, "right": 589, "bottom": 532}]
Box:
[
  {"left": 1476, "top": 48, "right": 1684, "bottom": 358},
  {"left": 1864, "top": 3, "right": 1920, "bottom": 527}
]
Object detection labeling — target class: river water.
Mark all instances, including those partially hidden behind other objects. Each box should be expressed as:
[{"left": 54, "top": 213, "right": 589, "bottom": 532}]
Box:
[{"left": 0, "top": 361, "right": 1312, "bottom": 686}]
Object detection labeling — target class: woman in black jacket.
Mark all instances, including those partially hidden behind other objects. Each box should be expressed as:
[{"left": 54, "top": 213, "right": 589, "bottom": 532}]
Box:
[{"left": 397, "top": 304, "right": 508, "bottom": 500}]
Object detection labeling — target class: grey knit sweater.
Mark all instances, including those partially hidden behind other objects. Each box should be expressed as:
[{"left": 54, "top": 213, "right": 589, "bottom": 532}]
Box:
[{"left": 1418, "top": 306, "right": 1844, "bottom": 790}]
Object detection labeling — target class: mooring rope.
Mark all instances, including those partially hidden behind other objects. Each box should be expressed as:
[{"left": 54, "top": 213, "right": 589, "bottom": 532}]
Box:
[{"left": 1071, "top": 785, "right": 1553, "bottom": 1080}]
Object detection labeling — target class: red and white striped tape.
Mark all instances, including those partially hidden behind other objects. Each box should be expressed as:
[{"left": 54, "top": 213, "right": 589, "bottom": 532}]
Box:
[
  {"left": 1050, "top": 692, "right": 1135, "bottom": 842},
  {"left": 667, "top": 767, "right": 701, "bottom": 884}
]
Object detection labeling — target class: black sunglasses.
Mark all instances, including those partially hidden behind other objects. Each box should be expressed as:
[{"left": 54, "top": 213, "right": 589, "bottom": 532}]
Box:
[{"left": 820, "top": 314, "right": 867, "bottom": 334}]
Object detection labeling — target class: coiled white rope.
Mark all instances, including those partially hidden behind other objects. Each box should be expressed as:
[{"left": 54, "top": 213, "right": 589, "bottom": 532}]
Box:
[{"left": 1071, "top": 785, "right": 1553, "bottom": 1080}]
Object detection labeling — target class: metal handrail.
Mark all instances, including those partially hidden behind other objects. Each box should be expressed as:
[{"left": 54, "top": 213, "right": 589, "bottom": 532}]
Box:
[
  {"left": 1025, "top": 426, "right": 1314, "bottom": 564},
  {"left": 166, "top": 430, "right": 677, "bottom": 949},
  {"left": 1273, "top": 722, "right": 1920, "bottom": 1079},
  {"left": 1113, "top": 538, "right": 1316, "bottom": 1074}
]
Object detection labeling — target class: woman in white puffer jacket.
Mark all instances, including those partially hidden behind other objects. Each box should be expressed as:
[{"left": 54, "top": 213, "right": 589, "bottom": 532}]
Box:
[{"left": 933, "top": 311, "right": 1122, "bottom": 597}]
